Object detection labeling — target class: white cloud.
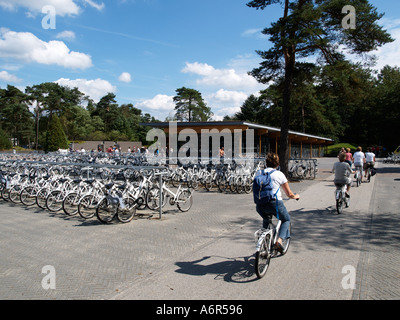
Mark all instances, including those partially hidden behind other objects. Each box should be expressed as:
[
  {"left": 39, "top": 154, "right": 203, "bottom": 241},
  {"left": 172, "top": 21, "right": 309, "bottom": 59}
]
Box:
[
  {"left": 0, "top": 70, "right": 22, "bottom": 83},
  {"left": 206, "top": 89, "right": 248, "bottom": 119},
  {"left": 182, "top": 61, "right": 263, "bottom": 91},
  {"left": 135, "top": 94, "right": 175, "bottom": 120},
  {"left": 83, "top": 0, "right": 105, "bottom": 11},
  {"left": 371, "top": 18, "right": 400, "bottom": 71},
  {"left": 0, "top": 29, "right": 92, "bottom": 70},
  {"left": 0, "top": 0, "right": 80, "bottom": 16},
  {"left": 55, "top": 78, "right": 116, "bottom": 102},
  {"left": 56, "top": 30, "right": 76, "bottom": 40},
  {"left": 136, "top": 94, "right": 175, "bottom": 111},
  {"left": 118, "top": 72, "right": 132, "bottom": 83}
]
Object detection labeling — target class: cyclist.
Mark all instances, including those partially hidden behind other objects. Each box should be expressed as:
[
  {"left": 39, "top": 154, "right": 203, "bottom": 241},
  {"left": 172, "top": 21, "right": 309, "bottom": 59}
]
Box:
[
  {"left": 332, "top": 152, "right": 354, "bottom": 197},
  {"left": 353, "top": 146, "right": 365, "bottom": 183},
  {"left": 255, "top": 153, "right": 300, "bottom": 253},
  {"left": 365, "top": 148, "right": 376, "bottom": 178},
  {"left": 345, "top": 148, "right": 353, "bottom": 167}
]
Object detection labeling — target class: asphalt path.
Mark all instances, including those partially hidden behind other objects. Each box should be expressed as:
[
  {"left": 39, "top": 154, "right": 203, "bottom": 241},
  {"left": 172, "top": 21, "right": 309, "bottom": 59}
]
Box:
[{"left": 1, "top": 158, "right": 399, "bottom": 301}]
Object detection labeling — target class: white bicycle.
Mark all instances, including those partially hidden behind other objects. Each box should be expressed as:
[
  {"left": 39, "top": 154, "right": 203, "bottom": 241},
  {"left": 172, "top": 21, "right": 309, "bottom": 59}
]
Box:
[{"left": 254, "top": 214, "right": 291, "bottom": 279}]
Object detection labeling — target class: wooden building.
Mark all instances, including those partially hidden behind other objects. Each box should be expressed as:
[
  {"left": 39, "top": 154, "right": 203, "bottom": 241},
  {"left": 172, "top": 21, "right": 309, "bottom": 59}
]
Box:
[{"left": 142, "top": 121, "right": 334, "bottom": 158}]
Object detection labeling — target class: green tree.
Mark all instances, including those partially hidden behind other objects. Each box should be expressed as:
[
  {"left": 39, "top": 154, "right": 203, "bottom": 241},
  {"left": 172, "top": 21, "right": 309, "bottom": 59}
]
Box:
[
  {"left": 0, "top": 127, "right": 12, "bottom": 150},
  {"left": 45, "top": 115, "right": 68, "bottom": 152},
  {"left": 173, "top": 87, "right": 213, "bottom": 122},
  {"left": 234, "top": 94, "right": 265, "bottom": 123},
  {"left": 247, "top": 0, "right": 393, "bottom": 174},
  {"left": 0, "top": 85, "right": 34, "bottom": 146}
]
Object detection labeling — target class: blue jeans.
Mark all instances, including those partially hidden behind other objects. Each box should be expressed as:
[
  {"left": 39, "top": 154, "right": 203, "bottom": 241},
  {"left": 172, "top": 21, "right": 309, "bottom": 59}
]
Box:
[{"left": 256, "top": 200, "right": 291, "bottom": 240}]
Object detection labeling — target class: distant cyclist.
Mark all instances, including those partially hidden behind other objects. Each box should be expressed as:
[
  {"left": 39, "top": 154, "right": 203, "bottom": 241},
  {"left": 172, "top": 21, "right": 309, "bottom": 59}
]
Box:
[
  {"left": 353, "top": 146, "right": 365, "bottom": 183},
  {"left": 365, "top": 148, "right": 376, "bottom": 178},
  {"left": 332, "top": 152, "right": 354, "bottom": 197}
]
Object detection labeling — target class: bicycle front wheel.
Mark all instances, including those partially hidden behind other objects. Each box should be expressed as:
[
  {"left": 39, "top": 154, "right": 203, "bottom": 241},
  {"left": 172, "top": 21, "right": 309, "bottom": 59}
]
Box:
[
  {"left": 62, "top": 192, "right": 79, "bottom": 216},
  {"left": 20, "top": 186, "right": 37, "bottom": 206},
  {"left": 279, "top": 223, "right": 291, "bottom": 256},
  {"left": 117, "top": 196, "right": 136, "bottom": 223},
  {"left": 46, "top": 190, "right": 63, "bottom": 212},
  {"left": 96, "top": 198, "right": 117, "bottom": 224},
  {"left": 255, "top": 234, "right": 271, "bottom": 279},
  {"left": 78, "top": 194, "right": 98, "bottom": 219}
]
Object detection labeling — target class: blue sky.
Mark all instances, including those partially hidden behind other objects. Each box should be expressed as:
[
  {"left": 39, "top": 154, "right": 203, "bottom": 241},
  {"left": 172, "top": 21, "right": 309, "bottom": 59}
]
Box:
[{"left": 0, "top": 0, "right": 400, "bottom": 121}]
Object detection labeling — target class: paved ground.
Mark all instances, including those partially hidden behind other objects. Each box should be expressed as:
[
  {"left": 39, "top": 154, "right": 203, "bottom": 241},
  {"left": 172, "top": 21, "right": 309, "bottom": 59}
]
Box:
[{"left": 0, "top": 158, "right": 399, "bottom": 300}]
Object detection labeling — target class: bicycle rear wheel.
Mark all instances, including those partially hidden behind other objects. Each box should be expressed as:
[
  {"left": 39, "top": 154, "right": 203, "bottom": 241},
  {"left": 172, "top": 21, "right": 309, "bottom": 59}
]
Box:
[
  {"left": 177, "top": 189, "right": 193, "bottom": 212},
  {"left": 336, "top": 193, "right": 343, "bottom": 215},
  {"left": 255, "top": 234, "right": 271, "bottom": 279}
]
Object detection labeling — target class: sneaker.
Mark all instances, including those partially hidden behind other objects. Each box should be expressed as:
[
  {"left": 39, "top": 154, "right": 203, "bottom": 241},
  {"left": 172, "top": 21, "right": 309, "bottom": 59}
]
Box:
[{"left": 345, "top": 192, "right": 350, "bottom": 198}]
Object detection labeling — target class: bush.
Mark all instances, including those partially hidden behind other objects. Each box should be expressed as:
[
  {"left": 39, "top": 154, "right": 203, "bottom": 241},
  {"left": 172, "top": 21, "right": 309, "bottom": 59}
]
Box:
[{"left": 326, "top": 143, "right": 357, "bottom": 157}]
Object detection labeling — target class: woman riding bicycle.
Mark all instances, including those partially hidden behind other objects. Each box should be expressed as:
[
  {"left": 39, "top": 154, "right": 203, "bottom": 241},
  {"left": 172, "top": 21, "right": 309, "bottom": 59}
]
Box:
[
  {"left": 255, "top": 153, "right": 300, "bottom": 253},
  {"left": 332, "top": 152, "right": 354, "bottom": 197},
  {"left": 353, "top": 146, "right": 365, "bottom": 183},
  {"left": 365, "top": 148, "right": 376, "bottom": 178}
]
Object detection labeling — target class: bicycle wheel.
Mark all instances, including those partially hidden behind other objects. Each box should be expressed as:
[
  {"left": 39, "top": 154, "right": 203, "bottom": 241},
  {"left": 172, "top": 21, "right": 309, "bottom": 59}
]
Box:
[
  {"left": 78, "top": 194, "right": 98, "bottom": 219},
  {"left": 62, "top": 192, "right": 79, "bottom": 216},
  {"left": 255, "top": 234, "right": 271, "bottom": 279},
  {"left": 117, "top": 196, "right": 136, "bottom": 223},
  {"left": 336, "top": 193, "right": 343, "bottom": 215},
  {"left": 9, "top": 185, "right": 21, "bottom": 204},
  {"left": 20, "top": 186, "right": 37, "bottom": 206},
  {"left": 96, "top": 198, "right": 117, "bottom": 224},
  {"left": 1, "top": 187, "right": 10, "bottom": 201},
  {"left": 279, "top": 223, "right": 291, "bottom": 256},
  {"left": 177, "top": 189, "right": 193, "bottom": 212},
  {"left": 46, "top": 190, "right": 63, "bottom": 212},
  {"left": 36, "top": 188, "right": 49, "bottom": 209},
  {"left": 146, "top": 187, "right": 165, "bottom": 210}
]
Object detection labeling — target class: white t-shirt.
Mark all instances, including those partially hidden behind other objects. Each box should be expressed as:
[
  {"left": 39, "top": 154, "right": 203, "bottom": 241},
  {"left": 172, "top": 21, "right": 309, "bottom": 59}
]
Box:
[
  {"left": 353, "top": 151, "right": 365, "bottom": 165},
  {"left": 365, "top": 152, "right": 375, "bottom": 162},
  {"left": 263, "top": 168, "right": 288, "bottom": 201}
]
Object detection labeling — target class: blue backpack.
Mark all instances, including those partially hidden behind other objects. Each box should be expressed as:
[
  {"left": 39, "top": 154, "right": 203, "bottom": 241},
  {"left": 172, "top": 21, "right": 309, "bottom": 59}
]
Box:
[{"left": 253, "top": 169, "right": 279, "bottom": 205}]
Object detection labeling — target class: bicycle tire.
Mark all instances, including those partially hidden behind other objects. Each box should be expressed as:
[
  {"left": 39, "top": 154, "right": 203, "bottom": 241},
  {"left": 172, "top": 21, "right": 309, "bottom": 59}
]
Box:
[
  {"left": 146, "top": 187, "right": 165, "bottom": 210},
  {"left": 9, "top": 185, "right": 21, "bottom": 204},
  {"left": 20, "top": 186, "right": 37, "bottom": 206},
  {"left": 36, "top": 188, "right": 49, "bottom": 209},
  {"left": 336, "top": 193, "right": 343, "bottom": 215},
  {"left": 96, "top": 198, "right": 117, "bottom": 224},
  {"left": 255, "top": 234, "right": 271, "bottom": 279},
  {"left": 279, "top": 223, "right": 291, "bottom": 256},
  {"left": 177, "top": 189, "right": 193, "bottom": 212},
  {"left": 46, "top": 190, "right": 63, "bottom": 212},
  {"left": 117, "top": 196, "right": 136, "bottom": 223},
  {"left": 62, "top": 192, "right": 79, "bottom": 216},
  {"left": 78, "top": 194, "right": 98, "bottom": 219}
]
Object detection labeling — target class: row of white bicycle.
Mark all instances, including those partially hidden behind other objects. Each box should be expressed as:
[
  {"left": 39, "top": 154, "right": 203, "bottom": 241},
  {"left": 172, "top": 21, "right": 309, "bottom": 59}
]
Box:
[{"left": 0, "top": 163, "right": 193, "bottom": 224}]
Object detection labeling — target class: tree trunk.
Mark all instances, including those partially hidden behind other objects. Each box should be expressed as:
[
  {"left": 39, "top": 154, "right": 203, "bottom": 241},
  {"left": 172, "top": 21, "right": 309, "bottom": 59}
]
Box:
[{"left": 279, "top": 52, "right": 295, "bottom": 176}]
